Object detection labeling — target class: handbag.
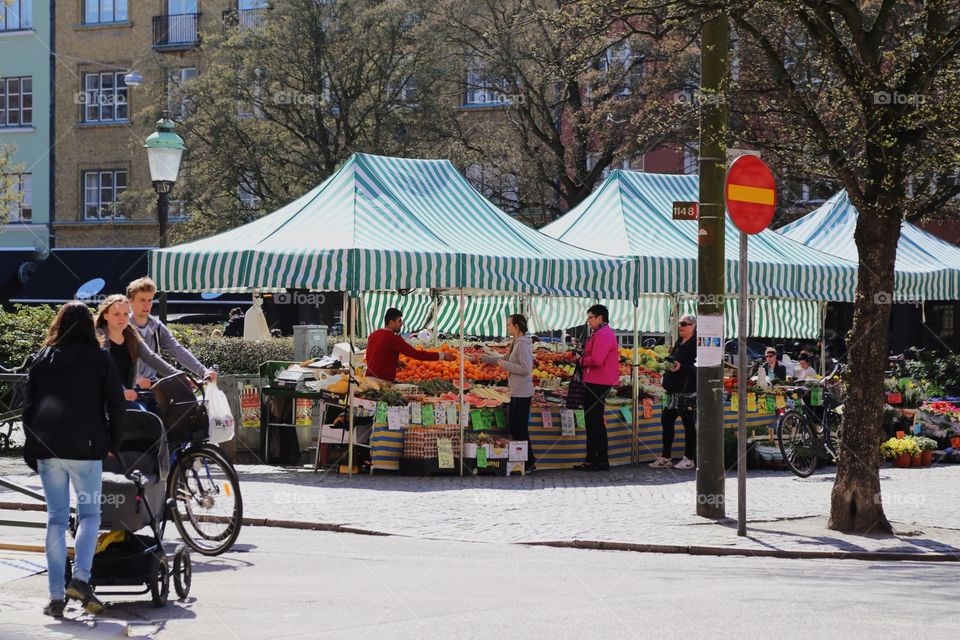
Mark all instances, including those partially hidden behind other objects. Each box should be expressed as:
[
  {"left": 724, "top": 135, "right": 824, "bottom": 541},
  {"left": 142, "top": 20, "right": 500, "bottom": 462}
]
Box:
[{"left": 566, "top": 363, "right": 587, "bottom": 409}]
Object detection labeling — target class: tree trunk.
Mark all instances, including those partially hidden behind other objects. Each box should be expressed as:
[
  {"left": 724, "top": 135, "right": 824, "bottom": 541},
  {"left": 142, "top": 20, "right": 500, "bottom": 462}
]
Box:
[{"left": 828, "top": 208, "right": 902, "bottom": 534}]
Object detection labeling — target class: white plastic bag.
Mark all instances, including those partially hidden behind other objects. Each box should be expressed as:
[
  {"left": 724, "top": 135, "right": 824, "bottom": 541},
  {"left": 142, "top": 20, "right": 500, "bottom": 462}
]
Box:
[{"left": 206, "top": 381, "right": 236, "bottom": 444}]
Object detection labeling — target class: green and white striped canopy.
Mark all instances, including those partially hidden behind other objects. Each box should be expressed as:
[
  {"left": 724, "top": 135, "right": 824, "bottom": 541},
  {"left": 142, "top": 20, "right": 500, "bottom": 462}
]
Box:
[
  {"left": 540, "top": 171, "right": 859, "bottom": 301},
  {"left": 150, "top": 153, "right": 636, "bottom": 299},
  {"left": 778, "top": 190, "right": 960, "bottom": 301}
]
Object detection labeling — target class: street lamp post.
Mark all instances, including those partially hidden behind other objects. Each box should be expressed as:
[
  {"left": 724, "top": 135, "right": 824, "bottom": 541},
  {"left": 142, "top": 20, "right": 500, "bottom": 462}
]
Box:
[{"left": 144, "top": 110, "right": 185, "bottom": 324}]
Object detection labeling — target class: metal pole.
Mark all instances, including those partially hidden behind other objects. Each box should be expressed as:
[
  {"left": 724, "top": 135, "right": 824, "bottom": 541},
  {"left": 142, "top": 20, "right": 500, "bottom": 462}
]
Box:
[
  {"left": 347, "top": 293, "right": 355, "bottom": 477},
  {"left": 632, "top": 300, "right": 640, "bottom": 464},
  {"left": 695, "top": 8, "right": 729, "bottom": 519},
  {"left": 737, "top": 233, "right": 748, "bottom": 536},
  {"left": 157, "top": 189, "right": 169, "bottom": 324},
  {"left": 432, "top": 290, "right": 440, "bottom": 348},
  {"left": 820, "top": 301, "right": 828, "bottom": 373},
  {"left": 458, "top": 288, "right": 466, "bottom": 476}
]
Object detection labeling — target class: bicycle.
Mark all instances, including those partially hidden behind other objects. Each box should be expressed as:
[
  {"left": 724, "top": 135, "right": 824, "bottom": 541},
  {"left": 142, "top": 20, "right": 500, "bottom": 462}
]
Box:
[
  {"left": 776, "top": 363, "right": 846, "bottom": 478},
  {"left": 0, "top": 356, "right": 32, "bottom": 451},
  {"left": 143, "top": 374, "right": 243, "bottom": 556}
]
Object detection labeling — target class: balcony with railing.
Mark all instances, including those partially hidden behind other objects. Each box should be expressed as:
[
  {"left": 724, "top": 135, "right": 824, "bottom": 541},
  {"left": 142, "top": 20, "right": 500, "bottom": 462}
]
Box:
[
  {"left": 153, "top": 13, "right": 202, "bottom": 51},
  {"left": 222, "top": 7, "right": 268, "bottom": 31}
]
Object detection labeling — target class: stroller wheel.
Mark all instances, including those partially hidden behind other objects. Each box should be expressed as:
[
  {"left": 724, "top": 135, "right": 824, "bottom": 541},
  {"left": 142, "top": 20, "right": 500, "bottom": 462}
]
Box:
[
  {"left": 173, "top": 545, "right": 191, "bottom": 599},
  {"left": 148, "top": 552, "right": 170, "bottom": 608}
]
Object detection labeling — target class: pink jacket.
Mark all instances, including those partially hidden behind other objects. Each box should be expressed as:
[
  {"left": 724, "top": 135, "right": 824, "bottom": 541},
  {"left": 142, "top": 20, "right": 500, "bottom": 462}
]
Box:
[{"left": 581, "top": 324, "right": 619, "bottom": 386}]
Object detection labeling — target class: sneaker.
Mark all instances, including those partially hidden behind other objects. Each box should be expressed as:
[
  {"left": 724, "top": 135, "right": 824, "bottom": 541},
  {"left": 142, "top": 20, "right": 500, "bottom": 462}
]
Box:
[
  {"left": 43, "top": 600, "right": 65, "bottom": 618},
  {"left": 674, "top": 457, "right": 696, "bottom": 470},
  {"left": 648, "top": 457, "right": 673, "bottom": 469},
  {"left": 66, "top": 579, "right": 104, "bottom": 615}
]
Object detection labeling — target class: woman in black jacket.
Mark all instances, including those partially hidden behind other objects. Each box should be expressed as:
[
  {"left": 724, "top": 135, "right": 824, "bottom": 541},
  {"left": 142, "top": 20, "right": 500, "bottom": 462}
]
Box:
[
  {"left": 650, "top": 314, "right": 698, "bottom": 470},
  {"left": 22, "top": 302, "right": 126, "bottom": 617}
]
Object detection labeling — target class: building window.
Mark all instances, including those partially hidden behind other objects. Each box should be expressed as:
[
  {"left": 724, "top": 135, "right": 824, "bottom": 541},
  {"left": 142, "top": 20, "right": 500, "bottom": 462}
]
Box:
[
  {"left": 81, "top": 71, "right": 128, "bottom": 123},
  {"left": 0, "top": 0, "right": 32, "bottom": 31},
  {"left": 933, "top": 304, "right": 955, "bottom": 339},
  {"left": 4, "top": 174, "right": 31, "bottom": 222},
  {"left": 84, "top": 0, "right": 128, "bottom": 24},
  {"left": 167, "top": 67, "right": 197, "bottom": 118},
  {"left": 464, "top": 59, "right": 510, "bottom": 106},
  {"left": 599, "top": 41, "right": 642, "bottom": 96},
  {"left": 238, "top": 171, "right": 260, "bottom": 211},
  {"left": 0, "top": 77, "right": 32, "bottom": 128},
  {"left": 82, "top": 169, "right": 127, "bottom": 220}
]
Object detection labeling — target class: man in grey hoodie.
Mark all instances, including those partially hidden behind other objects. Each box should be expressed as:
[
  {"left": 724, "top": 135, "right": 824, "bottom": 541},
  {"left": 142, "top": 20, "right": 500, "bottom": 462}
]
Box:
[{"left": 127, "top": 277, "right": 217, "bottom": 383}]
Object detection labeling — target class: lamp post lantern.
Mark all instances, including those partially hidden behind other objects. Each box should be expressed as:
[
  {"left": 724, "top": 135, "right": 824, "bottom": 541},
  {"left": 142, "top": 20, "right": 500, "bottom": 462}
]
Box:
[{"left": 144, "top": 110, "right": 185, "bottom": 323}]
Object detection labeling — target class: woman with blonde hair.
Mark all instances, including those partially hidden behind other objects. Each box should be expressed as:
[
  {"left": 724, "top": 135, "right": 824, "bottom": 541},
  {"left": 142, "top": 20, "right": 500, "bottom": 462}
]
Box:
[{"left": 94, "top": 294, "right": 177, "bottom": 402}]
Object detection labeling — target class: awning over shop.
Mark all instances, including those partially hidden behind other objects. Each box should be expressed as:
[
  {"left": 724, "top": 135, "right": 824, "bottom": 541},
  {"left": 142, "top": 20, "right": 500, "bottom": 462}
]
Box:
[
  {"left": 778, "top": 190, "right": 960, "bottom": 301},
  {"left": 11, "top": 248, "right": 247, "bottom": 306}
]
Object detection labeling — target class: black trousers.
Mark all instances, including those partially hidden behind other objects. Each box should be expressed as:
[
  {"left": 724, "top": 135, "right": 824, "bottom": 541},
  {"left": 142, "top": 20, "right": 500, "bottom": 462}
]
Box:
[
  {"left": 583, "top": 383, "right": 611, "bottom": 467},
  {"left": 661, "top": 407, "right": 697, "bottom": 460},
  {"left": 508, "top": 396, "right": 534, "bottom": 467}
]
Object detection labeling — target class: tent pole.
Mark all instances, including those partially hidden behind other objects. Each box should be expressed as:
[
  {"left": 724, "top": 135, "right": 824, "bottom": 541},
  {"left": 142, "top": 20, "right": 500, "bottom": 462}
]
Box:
[
  {"left": 458, "top": 288, "right": 466, "bottom": 476},
  {"left": 347, "top": 293, "right": 356, "bottom": 478},
  {"left": 632, "top": 300, "right": 640, "bottom": 465},
  {"left": 820, "top": 301, "right": 828, "bottom": 373},
  {"left": 432, "top": 290, "right": 440, "bottom": 348}
]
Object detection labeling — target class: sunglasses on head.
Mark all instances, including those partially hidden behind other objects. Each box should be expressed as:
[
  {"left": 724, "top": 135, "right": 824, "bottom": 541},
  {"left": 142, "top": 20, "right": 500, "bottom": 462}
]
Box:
[
  {"left": 678, "top": 321, "right": 691, "bottom": 327},
  {"left": 766, "top": 353, "right": 777, "bottom": 357}
]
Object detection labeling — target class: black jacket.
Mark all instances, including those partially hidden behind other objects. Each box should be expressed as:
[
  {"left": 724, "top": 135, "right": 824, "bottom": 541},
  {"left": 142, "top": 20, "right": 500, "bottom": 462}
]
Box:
[
  {"left": 22, "top": 344, "right": 126, "bottom": 469},
  {"left": 763, "top": 361, "right": 787, "bottom": 381},
  {"left": 662, "top": 334, "right": 697, "bottom": 394}
]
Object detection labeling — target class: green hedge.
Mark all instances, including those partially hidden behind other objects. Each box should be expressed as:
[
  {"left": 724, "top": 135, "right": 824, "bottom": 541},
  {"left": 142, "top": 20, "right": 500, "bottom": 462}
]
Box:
[{"left": 0, "top": 304, "right": 57, "bottom": 368}]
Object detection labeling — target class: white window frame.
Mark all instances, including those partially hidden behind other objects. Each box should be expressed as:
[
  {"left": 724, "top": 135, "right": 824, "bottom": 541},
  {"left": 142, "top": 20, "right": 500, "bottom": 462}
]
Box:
[
  {"left": 82, "top": 169, "right": 127, "bottom": 220},
  {"left": 4, "top": 173, "right": 31, "bottom": 222},
  {"left": 81, "top": 71, "right": 128, "bottom": 124},
  {"left": 464, "top": 59, "right": 510, "bottom": 107},
  {"left": 167, "top": 67, "right": 197, "bottom": 118},
  {"left": 0, "top": 76, "right": 32, "bottom": 128},
  {"left": 0, "top": 0, "right": 32, "bottom": 31},
  {"left": 84, "top": 0, "right": 128, "bottom": 25},
  {"left": 238, "top": 171, "right": 260, "bottom": 211}
]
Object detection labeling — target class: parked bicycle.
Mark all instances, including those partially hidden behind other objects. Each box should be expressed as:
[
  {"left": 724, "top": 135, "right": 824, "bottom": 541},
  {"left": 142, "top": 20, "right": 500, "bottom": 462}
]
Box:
[
  {"left": 776, "top": 362, "right": 846, "bottom": 477},
  {"left": 146, "top": 373, "right": 243, "bottom": 556},
  {"left": 0, "top": 356, "right": 32, "bottom": 451}
]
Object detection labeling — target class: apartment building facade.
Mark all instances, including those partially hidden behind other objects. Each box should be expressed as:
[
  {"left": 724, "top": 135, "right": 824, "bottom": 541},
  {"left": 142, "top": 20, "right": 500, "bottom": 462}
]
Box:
[
  {"left": 52, "top": 0, "right": 265, "bottom": 248},
  {"left": 0, "top": 0, "right": 52, "bottom": 252}
]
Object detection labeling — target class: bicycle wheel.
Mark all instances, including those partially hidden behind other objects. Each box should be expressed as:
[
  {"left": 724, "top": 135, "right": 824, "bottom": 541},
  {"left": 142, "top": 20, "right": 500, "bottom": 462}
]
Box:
[
  {"left": 777, "top": 411, "right": 819, "bottom": 477},
  {"left": 168, "top": 444, "right": 243, "bottom": 556}
]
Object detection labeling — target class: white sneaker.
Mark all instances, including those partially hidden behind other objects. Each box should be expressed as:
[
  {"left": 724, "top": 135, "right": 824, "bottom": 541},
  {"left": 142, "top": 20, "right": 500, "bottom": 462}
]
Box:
[
  {"left": 648, "top": 457, "right": 673, "bottom": 468},
  {"left": 674, "top": 457, "right": 696, "bottom": 470}
]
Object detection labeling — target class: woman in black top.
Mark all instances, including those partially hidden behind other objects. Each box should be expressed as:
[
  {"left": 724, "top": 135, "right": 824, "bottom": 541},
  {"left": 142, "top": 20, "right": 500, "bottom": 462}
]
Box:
[
  {"left": 94, "top": 294, "right": 177, "bottom": 403},
  {"left": 22, "top": 302, "right": 127, "bottom": 617},
  {"left": 650, "top": 314, "right": 698, "bottom": 470}
]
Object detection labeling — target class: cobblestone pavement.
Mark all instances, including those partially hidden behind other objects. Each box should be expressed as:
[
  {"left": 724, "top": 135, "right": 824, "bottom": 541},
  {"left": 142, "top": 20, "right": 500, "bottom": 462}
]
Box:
[{"left": 3, "top": 450, "right": 959, "bottom": 557}]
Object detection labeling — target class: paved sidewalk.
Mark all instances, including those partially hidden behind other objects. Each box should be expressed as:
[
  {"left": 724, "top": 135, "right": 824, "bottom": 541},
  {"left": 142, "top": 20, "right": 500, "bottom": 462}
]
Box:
[{"left": 3, "top": 454, "right": 959, "bottom": 558}]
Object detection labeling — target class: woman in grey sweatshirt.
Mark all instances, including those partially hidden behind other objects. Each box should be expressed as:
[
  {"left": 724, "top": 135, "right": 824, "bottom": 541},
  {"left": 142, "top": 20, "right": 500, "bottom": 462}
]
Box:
[{"left": 480, "top": 314, "right": 535, "bottom": 469}]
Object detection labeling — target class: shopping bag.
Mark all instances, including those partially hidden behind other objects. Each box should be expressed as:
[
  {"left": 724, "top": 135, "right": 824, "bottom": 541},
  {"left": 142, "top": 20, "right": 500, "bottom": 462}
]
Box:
[
  {"left": 566, "top": 363, "right": 587, "bottom": 409},
  {"left": 206, "top": 381, "right": 236, "bottom": 444}
]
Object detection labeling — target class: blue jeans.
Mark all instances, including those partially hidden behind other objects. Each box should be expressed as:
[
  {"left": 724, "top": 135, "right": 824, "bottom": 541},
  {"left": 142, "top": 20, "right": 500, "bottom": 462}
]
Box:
[{"left": 37, "top": 458, "right": 102, "bottom": 600}]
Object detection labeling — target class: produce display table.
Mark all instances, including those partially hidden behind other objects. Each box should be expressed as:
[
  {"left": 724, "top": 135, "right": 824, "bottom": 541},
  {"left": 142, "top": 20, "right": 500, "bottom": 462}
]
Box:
[{"left": 369, "top": 400, "right": 780, "bottom": 472}]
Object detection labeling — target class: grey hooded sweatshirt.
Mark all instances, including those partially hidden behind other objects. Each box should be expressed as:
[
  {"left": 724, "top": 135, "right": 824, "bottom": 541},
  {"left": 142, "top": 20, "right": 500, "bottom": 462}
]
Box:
[{"left": 133, "top": 315, "right": 212, "bottom": 382}]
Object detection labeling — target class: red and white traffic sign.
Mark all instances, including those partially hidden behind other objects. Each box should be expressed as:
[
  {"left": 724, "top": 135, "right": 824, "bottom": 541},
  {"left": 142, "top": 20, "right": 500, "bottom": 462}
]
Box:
[{"left": 725, "top": 155, "right": 776, "bottom": 234}]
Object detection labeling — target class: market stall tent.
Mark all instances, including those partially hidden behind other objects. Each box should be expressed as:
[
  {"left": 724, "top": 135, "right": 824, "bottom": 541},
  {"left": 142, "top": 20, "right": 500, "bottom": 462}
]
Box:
[
  {"left": 149, "top": 153, "right": 635, "bottom": 300},
  {"left": 538, "top": 170, "right": 862, "bottom": 338},
  {"left": 778, "top": 190, "right": 960, "bottom": 301}
]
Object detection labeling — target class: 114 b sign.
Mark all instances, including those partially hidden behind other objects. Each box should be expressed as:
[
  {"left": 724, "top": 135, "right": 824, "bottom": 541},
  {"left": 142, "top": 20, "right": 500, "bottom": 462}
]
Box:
[{"left": 672, "top": 201, "right": 699, "bottom": 221}]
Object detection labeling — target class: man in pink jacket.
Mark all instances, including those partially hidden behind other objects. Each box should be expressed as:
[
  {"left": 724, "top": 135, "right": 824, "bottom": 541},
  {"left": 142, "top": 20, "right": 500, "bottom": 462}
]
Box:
[{"left": 575, "top": 304, "right": 620, "bottom": 470}]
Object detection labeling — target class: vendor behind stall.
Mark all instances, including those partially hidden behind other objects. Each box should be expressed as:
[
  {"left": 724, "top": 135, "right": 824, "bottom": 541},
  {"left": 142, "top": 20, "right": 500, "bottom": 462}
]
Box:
[{"left": 365, "top": 308, "right": 450, "bottom": 383}]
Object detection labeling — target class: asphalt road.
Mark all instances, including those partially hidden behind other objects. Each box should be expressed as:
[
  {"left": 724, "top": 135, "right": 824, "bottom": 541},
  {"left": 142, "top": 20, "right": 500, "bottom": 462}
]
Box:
[{"left": 1, "top": 522, "right": 958, "bottom": 639}]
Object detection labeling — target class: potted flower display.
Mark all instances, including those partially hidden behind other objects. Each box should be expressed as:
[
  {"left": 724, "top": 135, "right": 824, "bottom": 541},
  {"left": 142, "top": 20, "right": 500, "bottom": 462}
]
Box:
[
  {"left": 880, "top": 436, "right": 920, "bottom": 468},
  {"left": 914, "top": 436, "right": 938, "bottom": 466}
]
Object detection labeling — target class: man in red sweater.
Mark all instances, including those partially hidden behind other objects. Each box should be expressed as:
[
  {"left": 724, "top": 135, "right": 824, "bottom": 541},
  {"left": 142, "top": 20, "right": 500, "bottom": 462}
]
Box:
[{"left": 365, "top": 308, "right": 449, "bottom": 382}]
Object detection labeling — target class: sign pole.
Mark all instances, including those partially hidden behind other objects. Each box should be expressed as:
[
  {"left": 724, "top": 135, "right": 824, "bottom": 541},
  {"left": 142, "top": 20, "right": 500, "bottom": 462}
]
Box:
[{"left": 737, "top": 232, "right": 748, "bottom": 536}]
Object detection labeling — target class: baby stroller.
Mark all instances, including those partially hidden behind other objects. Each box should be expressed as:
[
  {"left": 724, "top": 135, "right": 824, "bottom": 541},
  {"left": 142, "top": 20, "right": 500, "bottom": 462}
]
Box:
[{"left": 66, "top": 409, "right": 191, "bottom": 607}]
